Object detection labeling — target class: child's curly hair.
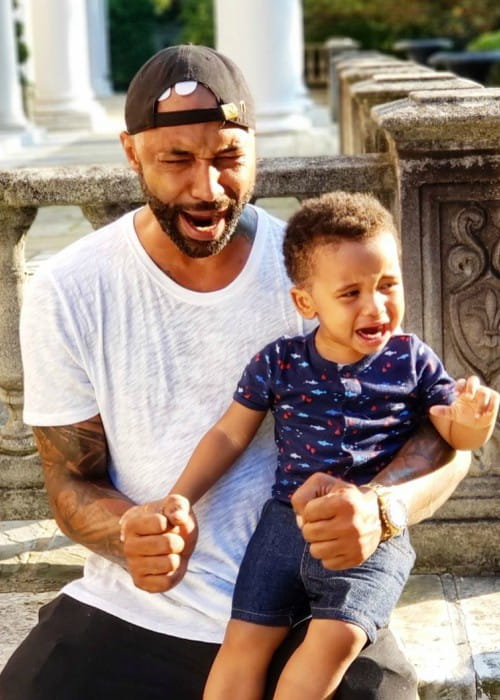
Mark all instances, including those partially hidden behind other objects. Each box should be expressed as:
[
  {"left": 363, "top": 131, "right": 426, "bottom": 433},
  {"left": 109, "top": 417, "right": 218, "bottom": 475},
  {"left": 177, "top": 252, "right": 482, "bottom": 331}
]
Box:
[{"left": 283, "top": 191, "right": 399, "bottom": 287}]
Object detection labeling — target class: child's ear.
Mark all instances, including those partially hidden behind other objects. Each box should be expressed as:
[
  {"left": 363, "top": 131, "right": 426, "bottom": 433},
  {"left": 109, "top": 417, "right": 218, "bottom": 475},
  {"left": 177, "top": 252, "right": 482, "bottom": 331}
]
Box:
[{"left": 290, "top": 287, "right": 317, "bottom": 319}]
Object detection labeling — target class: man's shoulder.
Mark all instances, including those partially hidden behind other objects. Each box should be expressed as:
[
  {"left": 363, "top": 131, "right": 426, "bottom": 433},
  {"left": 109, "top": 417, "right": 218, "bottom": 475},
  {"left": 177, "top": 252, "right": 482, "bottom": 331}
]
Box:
[
  {"left": 31, "top": 210, "right": 134, "bottom": 287},
  {"left": 252, "top": 203, "right": 286, "bottom": 233}
]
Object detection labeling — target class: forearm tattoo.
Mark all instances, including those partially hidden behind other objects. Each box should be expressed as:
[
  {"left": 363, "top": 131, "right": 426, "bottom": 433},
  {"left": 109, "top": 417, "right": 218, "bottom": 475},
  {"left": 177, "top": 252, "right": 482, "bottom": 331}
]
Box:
[
  {"left": 34, "top": 416, "right": 130, "bottom": 562},
  {"left": 376, "top": 420, "right": 454, "bottom": 486}
]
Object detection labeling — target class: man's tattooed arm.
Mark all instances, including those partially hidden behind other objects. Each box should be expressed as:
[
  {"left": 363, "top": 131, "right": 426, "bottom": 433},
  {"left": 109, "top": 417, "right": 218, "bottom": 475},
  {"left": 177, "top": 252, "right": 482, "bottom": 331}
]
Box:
[
  {"left": 372, "top": 420, "right": 471, "bottom": 524},
  {"left": 33, "top": 414, "right": 132, "bottom": 564}
]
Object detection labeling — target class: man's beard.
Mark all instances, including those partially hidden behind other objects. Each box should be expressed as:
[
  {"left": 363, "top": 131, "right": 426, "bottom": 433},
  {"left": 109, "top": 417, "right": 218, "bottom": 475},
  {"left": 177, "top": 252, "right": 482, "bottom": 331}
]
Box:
[{"left": 137, "top": 170, "right": 251, "bottom": 258}]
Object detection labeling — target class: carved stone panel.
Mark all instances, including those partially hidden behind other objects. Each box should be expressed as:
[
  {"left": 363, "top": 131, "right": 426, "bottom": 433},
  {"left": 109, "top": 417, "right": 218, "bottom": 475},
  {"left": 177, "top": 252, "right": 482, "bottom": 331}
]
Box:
[{"left": 420, "top": 184, "right": 500, "bottom": 475}]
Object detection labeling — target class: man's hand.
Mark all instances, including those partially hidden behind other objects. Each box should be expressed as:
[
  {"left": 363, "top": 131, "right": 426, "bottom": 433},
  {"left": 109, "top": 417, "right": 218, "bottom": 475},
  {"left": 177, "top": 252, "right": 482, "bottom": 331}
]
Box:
[
  {"left": 119, "top": 495, "right": 198, "bottom": 593},
  {"left": 291, "top": 473, "right": 381, "bottom": 570}
]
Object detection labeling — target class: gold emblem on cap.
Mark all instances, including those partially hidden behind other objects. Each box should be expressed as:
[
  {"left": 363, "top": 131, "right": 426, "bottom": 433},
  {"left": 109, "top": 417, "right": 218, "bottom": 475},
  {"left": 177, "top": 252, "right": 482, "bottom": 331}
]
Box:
[{"left": 221, "top": 103, "right": 240, "bottom": 121}]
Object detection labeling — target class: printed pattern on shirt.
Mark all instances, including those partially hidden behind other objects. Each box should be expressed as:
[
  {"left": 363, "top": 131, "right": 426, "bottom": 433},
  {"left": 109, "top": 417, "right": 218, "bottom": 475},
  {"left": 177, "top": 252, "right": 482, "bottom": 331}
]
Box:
[{"left": 234, "top": 332, "right": 455, "bottom": 502}]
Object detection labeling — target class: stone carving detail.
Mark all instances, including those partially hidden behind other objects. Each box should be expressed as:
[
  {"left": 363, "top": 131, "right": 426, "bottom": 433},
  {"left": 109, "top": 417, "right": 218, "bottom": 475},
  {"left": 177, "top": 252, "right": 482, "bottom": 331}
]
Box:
[{"left": 447, "top": 204, "right": 500, "bottom": 386}]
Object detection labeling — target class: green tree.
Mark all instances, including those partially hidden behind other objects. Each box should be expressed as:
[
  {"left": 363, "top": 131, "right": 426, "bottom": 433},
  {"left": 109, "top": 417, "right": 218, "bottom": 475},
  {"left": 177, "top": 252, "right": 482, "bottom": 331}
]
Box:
[
  {"left": 108, "top": 0, "right": 159, "bottom": 90},
  {"left": 303, "top": 0, "right": 500, "bottom": 51},
  {"left": 178, "top": 0, "right": 214, "bottom": 46}
]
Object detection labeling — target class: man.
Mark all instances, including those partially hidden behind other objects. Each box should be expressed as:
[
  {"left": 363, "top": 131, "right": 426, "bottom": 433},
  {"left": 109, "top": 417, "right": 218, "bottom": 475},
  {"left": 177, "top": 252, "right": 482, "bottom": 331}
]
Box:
[{"left": 1, "top": 45, "right": 469, "bottom": 699}]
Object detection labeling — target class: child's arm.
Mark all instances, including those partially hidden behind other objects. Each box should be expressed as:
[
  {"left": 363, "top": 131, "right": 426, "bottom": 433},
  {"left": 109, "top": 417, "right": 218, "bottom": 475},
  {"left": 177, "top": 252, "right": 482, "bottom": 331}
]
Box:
[
  {"left": 170, "top": 400, "right": 267, "bottom": 504},
  {"left": 429, "top": 376, "right": 499, "bottom": 450}
]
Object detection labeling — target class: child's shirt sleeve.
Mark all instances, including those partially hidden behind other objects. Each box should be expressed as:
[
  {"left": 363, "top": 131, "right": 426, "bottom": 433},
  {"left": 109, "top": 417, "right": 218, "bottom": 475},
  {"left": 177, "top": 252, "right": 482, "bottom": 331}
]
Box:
[
  {"left": 233, "top": 338, "right": 283, "bottom": 411},
  {"left": 413, "top": 336, "right": 456, "bottom": 409}
]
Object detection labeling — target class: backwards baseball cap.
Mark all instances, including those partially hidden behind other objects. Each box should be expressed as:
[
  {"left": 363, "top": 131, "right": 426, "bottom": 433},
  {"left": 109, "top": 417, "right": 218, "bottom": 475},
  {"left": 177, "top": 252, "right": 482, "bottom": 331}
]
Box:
[{"left": 125, "top": 44, "right": 255, "bottom": 134}]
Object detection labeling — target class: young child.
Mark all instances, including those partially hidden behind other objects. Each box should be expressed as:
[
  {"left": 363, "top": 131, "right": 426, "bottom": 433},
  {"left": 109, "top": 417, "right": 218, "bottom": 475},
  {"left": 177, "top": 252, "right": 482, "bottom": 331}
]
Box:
[{"left": 169, "top": 191, "right": 499, "bottom": 699}]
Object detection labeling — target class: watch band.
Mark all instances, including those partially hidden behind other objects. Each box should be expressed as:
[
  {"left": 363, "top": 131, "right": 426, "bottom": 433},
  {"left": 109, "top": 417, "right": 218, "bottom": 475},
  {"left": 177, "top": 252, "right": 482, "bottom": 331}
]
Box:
[{"left": 366, "top": 483, "right": 408, "bottom": 541}]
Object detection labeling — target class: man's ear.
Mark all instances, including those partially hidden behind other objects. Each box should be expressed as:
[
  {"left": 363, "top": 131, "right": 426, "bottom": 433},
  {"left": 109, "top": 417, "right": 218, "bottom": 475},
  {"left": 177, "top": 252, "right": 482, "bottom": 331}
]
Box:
[
  {"left": 290, "top": 287, "right": 317, "bottom": 319},
  {"left": 120, "top": 131, "right": 141, "bottom": 172}
]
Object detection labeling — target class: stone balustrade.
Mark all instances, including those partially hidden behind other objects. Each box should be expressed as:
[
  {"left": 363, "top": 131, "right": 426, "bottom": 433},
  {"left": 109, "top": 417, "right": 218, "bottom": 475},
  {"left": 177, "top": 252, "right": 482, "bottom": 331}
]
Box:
[{"left": 1, "top": 51, "right": 499, "bottom": 574}]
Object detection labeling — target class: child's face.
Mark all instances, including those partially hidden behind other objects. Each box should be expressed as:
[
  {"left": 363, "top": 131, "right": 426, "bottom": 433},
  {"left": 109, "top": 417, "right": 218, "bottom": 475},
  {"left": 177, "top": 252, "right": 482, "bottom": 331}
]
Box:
[{"left": 291, "top": 230, "right": 405, "bottom": 364}]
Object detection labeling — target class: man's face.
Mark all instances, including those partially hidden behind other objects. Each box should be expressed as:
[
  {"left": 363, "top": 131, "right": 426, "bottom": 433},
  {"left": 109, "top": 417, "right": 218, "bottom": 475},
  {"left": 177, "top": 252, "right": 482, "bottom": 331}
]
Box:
[{"left": 122, "top": 85, "right": 256, "bottom": 258}]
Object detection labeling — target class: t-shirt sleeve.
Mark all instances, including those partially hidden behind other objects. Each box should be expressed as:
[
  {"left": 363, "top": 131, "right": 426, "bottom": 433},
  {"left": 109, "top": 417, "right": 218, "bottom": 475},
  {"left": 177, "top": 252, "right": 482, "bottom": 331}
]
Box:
[
  {"left": 20, "top": 268, "right": 98, "bottom": 426},
  {"left": 233, "top": 341, "right": 279, "bottom": 411},
  {"left": 414, "top": 337, "right": 455, "bottom": 409}
]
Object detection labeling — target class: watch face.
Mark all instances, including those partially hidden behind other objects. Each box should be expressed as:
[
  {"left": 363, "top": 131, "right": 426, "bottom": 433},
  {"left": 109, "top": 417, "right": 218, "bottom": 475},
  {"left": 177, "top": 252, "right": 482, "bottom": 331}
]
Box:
[{"left": 386, "top": 497, "right": 408, "bottom": 530}]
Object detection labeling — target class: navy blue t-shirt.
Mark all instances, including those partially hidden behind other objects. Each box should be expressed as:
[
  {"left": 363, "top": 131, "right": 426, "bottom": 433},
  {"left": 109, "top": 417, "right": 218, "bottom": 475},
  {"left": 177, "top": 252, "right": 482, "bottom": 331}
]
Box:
[{"left": 234, "top": 332, "right": 455, "bottom": 503}]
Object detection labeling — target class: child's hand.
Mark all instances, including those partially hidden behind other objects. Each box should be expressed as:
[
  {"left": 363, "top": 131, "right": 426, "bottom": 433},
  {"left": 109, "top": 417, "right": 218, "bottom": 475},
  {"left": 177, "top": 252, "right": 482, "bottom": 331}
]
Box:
[{"left": 429, "top": 376, "right": 499, "bottom": 431}]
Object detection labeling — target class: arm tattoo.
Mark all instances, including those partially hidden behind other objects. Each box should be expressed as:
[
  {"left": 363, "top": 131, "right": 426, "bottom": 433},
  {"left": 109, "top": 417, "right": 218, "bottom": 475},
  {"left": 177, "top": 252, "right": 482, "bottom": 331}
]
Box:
[
  {"left": 376, "top": 420, "right": 454, "bottom": 486},
  {"left": 34, "top": 416, "right": 131, "bottom": 563}
]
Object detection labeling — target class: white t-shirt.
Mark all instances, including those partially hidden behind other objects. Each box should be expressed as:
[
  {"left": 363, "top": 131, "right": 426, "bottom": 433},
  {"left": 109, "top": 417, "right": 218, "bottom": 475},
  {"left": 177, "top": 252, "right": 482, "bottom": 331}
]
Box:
[{"left": 20, "top": 205, "right": 304, "bottom": 643}]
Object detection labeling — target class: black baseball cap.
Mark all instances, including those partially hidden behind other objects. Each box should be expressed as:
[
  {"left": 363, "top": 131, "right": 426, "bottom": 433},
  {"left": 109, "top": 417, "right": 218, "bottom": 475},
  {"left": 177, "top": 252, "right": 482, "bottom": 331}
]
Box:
[{"left": 125, "top": 44, "right": 255, "bottom": 134}]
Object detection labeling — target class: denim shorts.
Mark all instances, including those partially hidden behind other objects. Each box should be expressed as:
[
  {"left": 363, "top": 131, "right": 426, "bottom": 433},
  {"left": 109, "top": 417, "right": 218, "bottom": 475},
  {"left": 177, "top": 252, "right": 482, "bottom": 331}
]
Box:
[{"left": 232, "top": 498, "right": 415, "bottom": 643}]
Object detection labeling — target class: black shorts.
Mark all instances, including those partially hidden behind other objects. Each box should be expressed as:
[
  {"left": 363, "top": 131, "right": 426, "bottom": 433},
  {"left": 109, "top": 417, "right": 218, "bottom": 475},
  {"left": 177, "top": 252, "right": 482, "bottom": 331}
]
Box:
[{"left": 0, "top": 594, "right": 417, "bottom": 699}]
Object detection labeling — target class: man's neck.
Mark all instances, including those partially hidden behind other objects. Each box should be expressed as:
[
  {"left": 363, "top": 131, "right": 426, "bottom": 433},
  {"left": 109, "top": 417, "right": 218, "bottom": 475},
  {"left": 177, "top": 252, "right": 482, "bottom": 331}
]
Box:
[{"left": 134, "top": 204, "right": 258, "bottom": 292}]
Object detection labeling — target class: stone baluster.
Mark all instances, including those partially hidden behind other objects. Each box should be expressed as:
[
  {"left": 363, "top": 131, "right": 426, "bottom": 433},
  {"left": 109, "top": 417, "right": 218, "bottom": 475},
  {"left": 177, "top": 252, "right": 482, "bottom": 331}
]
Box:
[{"left": 0, "top": 205, "right": 38, "bottom": 455}]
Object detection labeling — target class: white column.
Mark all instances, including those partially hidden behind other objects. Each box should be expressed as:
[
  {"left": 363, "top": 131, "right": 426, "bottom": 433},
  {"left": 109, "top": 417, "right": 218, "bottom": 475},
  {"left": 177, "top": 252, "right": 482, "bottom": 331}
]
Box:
[
  {"left": 86, "top": 0, "right": 113, "bottom": 97},
  {"left": 214, "top": 0, "right": 311, "bottom": 133},
  {"left": 29, "top": 0, "right": 107, "bottom": 130},
  {"left": 0, "top": 0, "right": 27, "bottom": 130}
]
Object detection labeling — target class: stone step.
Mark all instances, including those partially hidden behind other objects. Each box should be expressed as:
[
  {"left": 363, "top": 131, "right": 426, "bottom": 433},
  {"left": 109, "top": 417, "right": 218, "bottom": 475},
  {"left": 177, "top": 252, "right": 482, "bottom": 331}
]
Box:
[{"left": 1, "top": 520, "right": 499, "bottom": 698}]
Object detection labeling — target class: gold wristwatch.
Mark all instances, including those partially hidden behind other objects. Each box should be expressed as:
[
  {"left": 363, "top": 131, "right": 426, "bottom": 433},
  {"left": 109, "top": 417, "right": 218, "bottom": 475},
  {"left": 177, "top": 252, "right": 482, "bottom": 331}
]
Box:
[{"left": 367, "top": 483, "right": 408, "bottom": 541}]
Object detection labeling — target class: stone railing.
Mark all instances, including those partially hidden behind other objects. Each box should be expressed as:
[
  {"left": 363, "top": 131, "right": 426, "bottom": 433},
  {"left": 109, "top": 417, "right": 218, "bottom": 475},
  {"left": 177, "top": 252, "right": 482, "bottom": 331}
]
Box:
[{"left": 1, "top": 51, "right": 500, "bottom": 574}]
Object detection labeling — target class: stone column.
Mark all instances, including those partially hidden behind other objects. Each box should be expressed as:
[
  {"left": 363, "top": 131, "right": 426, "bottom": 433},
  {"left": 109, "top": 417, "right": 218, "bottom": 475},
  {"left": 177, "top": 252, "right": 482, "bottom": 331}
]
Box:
[
  {"left": 29, "top": 0, "right": 107, "bottom": 130},
  {"left": 86, "top": 0, "right": 113, "bottom": 97},
  {"left": 214, "top": 0, "right": 311, "bottom": 133}
]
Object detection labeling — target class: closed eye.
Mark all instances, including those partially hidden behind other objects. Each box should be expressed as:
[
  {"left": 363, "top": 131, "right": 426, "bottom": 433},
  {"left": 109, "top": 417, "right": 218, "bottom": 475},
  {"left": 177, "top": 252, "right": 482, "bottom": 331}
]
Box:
[
  {"left": 379, "top": 280, "right": 400, "bottom": 292},
  {"left": 214, "top": 153, "right": 246, "bottom": 168},
  {"left": 339, "top": 289, "right": 359, "bottom": 299}
]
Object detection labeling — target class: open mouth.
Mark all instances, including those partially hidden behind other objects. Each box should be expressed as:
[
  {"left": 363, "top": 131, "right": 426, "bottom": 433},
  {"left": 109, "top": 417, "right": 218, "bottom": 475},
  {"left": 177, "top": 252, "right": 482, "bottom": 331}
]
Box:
[
  {"left": 179, "top": 210, "right": 227, "bottom": 239},
  {"left": 356, "top": 324, "right": 388, "bottom": 342}
]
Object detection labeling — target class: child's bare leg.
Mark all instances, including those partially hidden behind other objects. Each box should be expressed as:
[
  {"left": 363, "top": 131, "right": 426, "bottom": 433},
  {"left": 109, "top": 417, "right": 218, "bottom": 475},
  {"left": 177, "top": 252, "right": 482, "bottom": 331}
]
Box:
[
  {"left": 203, "top": 619, "right": 289, "bottom": 700},
  {"left": 273, "top": 618, "right": 367, "bottom": 700}
]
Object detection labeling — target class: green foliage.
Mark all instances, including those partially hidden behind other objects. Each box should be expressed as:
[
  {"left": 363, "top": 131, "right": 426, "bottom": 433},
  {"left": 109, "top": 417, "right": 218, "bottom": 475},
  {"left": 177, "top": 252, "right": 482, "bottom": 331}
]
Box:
[
  {"left": 108, "top": 0, "right": 215, "bottom": 91},
  {"left": 468, "top": 31, "right": 500, "bottom": 85},
  {"left": 468, "top": 30, "right": 500, "bottom": 50},
  {"left": 14, "top": 20, "right": 29, "bottom": 64},
  {"left": 303, "top": 0, "right": 500, "bottom": 52},
  {"left": 178, "top": 0, "right": 214, "bottom": 46},
  {"left": 152, "top": 0, "right": 173, "bottom": 13},
  {"left": 108, "top": 0, "right": 159, "bottom": 91}
]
